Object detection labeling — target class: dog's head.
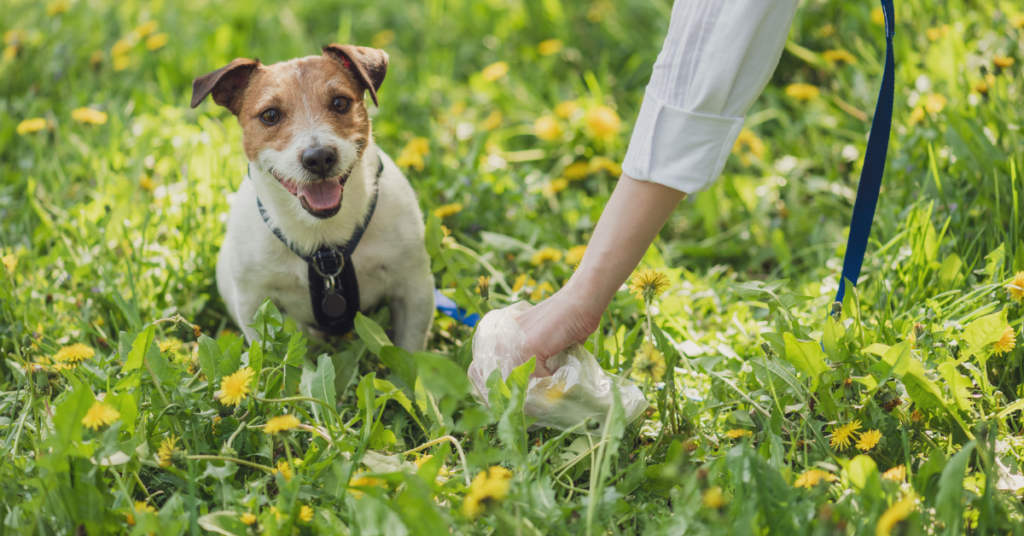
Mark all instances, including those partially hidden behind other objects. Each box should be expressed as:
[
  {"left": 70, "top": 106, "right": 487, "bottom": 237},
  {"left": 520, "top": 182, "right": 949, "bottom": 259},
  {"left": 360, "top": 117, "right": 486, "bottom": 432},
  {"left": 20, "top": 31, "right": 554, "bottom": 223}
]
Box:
[{"left": 191, "top": 45, "right": 388, "bottom": 219}]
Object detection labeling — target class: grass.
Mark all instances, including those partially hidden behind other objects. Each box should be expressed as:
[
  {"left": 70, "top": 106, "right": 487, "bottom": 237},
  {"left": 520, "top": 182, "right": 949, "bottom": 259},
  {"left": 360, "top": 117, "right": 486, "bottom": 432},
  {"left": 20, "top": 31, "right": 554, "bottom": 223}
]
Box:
[{"left": 1, "top": 0, "right": 1024, "bottom": 534}]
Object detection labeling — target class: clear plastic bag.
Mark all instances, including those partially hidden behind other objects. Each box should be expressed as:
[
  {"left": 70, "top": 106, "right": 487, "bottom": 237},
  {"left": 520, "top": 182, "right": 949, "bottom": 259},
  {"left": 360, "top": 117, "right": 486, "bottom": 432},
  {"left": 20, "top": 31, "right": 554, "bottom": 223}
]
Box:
[{"left": 468, "top": 301, "right": 649, "bottom": 434}]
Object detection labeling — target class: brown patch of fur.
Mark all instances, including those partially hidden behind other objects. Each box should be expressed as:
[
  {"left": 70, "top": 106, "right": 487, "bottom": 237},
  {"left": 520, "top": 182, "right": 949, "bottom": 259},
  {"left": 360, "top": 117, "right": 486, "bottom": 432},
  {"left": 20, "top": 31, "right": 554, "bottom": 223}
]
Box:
[{"left": 234, "top": 56, "right": 371, "bottom": 163}]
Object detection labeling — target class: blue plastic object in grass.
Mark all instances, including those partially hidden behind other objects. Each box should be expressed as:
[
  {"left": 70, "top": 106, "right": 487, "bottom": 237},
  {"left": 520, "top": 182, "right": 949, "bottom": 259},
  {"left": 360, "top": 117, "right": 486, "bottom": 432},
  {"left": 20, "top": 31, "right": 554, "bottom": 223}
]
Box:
[
  {"left": 435, "top": 289, "right": 480, "bottom": 327},
  {"left": 835, "top": 0, "right": 895, "bottom": 305}
]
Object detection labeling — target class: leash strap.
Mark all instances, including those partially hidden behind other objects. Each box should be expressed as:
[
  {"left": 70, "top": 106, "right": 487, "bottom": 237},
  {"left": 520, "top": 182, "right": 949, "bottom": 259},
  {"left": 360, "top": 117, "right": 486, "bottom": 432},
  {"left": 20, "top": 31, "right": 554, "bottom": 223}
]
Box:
[
  {"left": 834, "top": 0, "right": 895, "bottom": 305},
  {"left": 255, "top": 152, "right": 383, "bottom": 335}
]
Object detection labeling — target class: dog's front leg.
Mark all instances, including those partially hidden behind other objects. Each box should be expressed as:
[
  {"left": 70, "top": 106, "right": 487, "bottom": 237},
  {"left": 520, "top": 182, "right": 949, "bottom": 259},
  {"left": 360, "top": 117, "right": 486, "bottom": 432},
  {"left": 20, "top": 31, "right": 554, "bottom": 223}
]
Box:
[{"left": 389, "top": 270, "right": 435, "bottom": 352}]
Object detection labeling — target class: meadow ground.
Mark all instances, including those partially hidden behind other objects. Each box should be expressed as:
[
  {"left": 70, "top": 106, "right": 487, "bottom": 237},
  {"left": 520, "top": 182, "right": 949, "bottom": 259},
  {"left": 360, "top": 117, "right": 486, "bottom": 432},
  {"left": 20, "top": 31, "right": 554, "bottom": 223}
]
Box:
[{"left": 2, "top": 0, "right": 1024, "bottom": 534}]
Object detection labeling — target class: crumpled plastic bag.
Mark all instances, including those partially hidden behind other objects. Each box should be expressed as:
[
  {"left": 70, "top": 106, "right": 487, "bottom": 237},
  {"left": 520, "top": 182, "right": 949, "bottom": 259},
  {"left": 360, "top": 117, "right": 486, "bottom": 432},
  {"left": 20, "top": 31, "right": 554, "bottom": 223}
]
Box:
[{"left": 468, "top": 301, "right": 648, "bottom": 434}]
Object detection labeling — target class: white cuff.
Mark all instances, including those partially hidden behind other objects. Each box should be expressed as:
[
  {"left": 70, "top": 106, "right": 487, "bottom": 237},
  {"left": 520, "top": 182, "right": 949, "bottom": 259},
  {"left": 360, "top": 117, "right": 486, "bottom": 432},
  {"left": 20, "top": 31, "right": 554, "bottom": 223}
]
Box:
[{"left": 622, "top": 92, "right": 745, "bottom": 194}]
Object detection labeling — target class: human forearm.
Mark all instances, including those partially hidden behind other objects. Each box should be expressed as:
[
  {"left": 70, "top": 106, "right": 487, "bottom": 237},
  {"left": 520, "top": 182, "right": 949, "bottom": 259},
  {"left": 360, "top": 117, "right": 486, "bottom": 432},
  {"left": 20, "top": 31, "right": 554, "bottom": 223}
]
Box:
[{"left": 568, "top": 174, "right": 686, "bottom": 313}]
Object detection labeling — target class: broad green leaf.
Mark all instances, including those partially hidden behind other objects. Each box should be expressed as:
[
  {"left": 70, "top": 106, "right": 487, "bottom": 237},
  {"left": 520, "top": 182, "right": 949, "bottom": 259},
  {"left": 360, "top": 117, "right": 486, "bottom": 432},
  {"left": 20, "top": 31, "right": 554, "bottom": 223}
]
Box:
[
  {"left": 486, "top": 368, "right": 511, "bottom": 423},
  {"left": 782, "top": 333, "right": 829, "bottom": 390},
  {"left": 354, "top": 312, "right": 392, "bottom": 356},
  {"left": 252, "top": 298, "right": 283, "bottom": 342},
  {"left": 52, "top": 383, "right": 95, "bottom": 451},
  {"left": 247, "top": 339, "right": 264, "bottom": 381},
  {"left": 962, "top": 309, "right": 1008, "bottom": 363},
  {"left": 373, "top": 378, "right": 425, "bottom": 432},
  {"left": 822, "top": 316, "right": 846, "bottom": 361},
  {"left": 846, "top": 455, "right": 879, "bottom": 492},
  {"left": 283, "top": 331, "right": 307, "bottom": 367},
  {"left": 216, "top": 336, "right": 243, "bottom": 379},
  {"left": 868, "top": 340, "right": 911, "bottom": 384},
  {"left": 937, "top": 443, "right": 975, "bottom": 535},
  {"left": 902, "top": 357, "right": 947, "bottom": 410},
  {"left": 123, "top": 325, "right": 155, "bottom": 371},
  {"left": 310, "top": 353, "right": 337, "bottom": 423},
  {"left": 752, "top": 357, "right": 804, "bottom": 399},
  {"left": 105, "top": 392, "right": 138, "bottom": 436},
  {"left": 937, "top": 360, "right": 973, "bottom": 412},
  {"left": 356, "top": 372, "right": 377, "bottom": 435},
  {"left": 379, "top": 345, "right": 418, "bottom": 393},
  {"left": 144, "top": 344, "right": 176, "bottom": 386},
  {"left": 196, "top": 334, "right": 221, "bottom": 390},
  {"left": 939, "top": 253, "right": 964, "bottom": 288},
  {"left": 414, "top": 351, "right": 471, "bottom": 399}
]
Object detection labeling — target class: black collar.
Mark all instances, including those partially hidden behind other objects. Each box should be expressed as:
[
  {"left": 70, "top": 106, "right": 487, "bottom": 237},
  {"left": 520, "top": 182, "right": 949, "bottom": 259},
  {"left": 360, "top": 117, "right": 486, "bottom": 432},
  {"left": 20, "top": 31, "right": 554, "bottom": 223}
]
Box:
[{"left": 253, "top": 151, "right": 384, "bottom": 335}]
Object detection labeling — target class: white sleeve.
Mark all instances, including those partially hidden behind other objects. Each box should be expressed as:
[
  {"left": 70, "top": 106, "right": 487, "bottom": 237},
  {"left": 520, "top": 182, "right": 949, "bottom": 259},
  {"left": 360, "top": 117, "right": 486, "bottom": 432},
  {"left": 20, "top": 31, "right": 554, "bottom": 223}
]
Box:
[{"left": 621, "top": 0, "right": 801, "bottom": 193}]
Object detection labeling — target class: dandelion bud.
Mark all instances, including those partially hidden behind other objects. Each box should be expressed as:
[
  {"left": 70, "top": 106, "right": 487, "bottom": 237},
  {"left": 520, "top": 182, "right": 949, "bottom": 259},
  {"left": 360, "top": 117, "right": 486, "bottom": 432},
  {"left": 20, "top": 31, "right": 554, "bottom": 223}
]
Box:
[
  {"left": 831, "top": 301, "right": 843, "bottom": 317},
  {"left": 760, "top": 342, "right": 774, "bottom": 358},
  {"left": 192, "top": 324, "right": 202, "bottom": 338},
  {"left": 586, "top": 418, "right": 601, "bottom": 431},
  {"left": 477, "top": 275, "right": 490, "bottom": 300},
  {"left": 913, "top": 323, "right": 926, "bottom": 341}
]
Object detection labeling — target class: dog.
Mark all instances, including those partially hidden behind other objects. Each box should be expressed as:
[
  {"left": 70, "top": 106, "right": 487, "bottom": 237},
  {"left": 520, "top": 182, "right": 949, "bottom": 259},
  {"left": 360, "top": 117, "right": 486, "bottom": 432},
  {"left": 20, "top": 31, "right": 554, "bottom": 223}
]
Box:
[{"left": 190, "top": 44, "right": 434, "bottom": 351}]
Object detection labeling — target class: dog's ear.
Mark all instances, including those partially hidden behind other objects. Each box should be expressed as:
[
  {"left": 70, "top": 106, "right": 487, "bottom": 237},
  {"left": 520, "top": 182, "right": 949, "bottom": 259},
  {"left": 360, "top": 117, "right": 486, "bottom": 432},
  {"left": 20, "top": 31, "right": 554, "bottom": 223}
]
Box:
[
  {"left": 191, "top": 58, "right": 260, "bottom": 114},
  {"left": 322, "top": 44, "right": 388, "bottom": 107}
]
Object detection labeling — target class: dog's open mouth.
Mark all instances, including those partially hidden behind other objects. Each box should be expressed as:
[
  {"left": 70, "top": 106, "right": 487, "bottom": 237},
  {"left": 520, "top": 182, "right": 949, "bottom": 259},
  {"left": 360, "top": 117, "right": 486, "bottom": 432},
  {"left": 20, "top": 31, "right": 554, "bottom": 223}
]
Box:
[{"left": 272, "top": 171, "right": 348, "bottom": 218}]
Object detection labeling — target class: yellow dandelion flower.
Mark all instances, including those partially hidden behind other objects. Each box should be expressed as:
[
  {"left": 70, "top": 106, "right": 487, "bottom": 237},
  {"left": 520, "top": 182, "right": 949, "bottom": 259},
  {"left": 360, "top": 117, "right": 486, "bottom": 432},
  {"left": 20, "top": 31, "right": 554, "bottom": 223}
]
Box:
[
  {"left": 240, "top": 512, "right": 257, "bottom": 525},
  {"left": 564, "top": 161, "right": 589, "bottom": 180},
  {"left": 55, "top": 343, "right": 94, "bottom": 363},
  {"left": 907, "top": 106, "right": 925, "bottom": 125},
  {"left": 876, "top": 494, "right": 916, "bottom": 536},
  {"left": 585, "top": 106, "right": 621, "bottom": 137},
  {"left": 71, "top": 108, "right": 108, "bottom": 125},
  {"left": 732, "top": 128, "right": 765, "bottom": 162},
  {"left": 785, "top": 83, "right": 820, "bottom": 101},
  {"left": 158, "top": 338, "right": 181, "bottom": 353},
  {"left": 140, "top": 174, "right": 156, "bottom": 192},
  {"left": 349, "top": 472, "right": 388, "bottom": 498},
  {"left": 264, "top": 414, "right": 301, "bottom": 435},
  {"left": 299, "top": 505, "right": 314, "bottom": 523},
  {"left": 537, "top": 39, "right": 564, "bottom": 56},
  {"left": 871, "top": 6, "right": 886, "bottom": 26},
  {"left": 725, "top": 429, "right": 753, "bottom": 439},
  {"left": 395, "top": 137, "right": 430, "bottom": 171},
  {"left": 555, "top": 101, "right": 579, "bottom": 119},
  {"left": 219, "top": 367, "right": 255, "bottom": 406},
  {"left": 82, "top": 401, "right": 120, "bottom": 430},
  {"left": 823, "top": 49, "right": 857, "bottom": 64},
  {"left": 633, "top": 341, "right": 666, "bottom": 383},
  {"left": 994, "top": 55, "right": 1015, "bottom": 69},
  {"left": 47, "top": 0, "right": 71, "bottom": 16},
  {"left": 542, "top": 178, "right": 569, "bottom": 197},
  {"left": 113, "top": 55, "right": 131, "bottom": 71},
  {"left": 793, "top": 469, "right": 838, "bottom": 488},
  {"left": 2, "top": 45, "right": 18, "bottom": 61},
  {"left": 128, "top": 501, "right": 157, "bottom": 525},
  {"left": 857, "top": 429, "right": 882, "bottom": 451},
  {"left": 530, "top": 281, "right": 555, "bottom": 301},
  {"left": 564, "top": 245, "right": 587, "bottom": 266},
  {"left": 702, "top": 486, "right": 726, "bottom": 509},
  {"left": 1008, "top": 272, "right": 1024, "bottom": 301},
  {"left": 910, "top": 410, "right": 922, "bottom": 423},
  {"left": 17, "top": 118, "right": 47, "bottom": 135},
  {"left": 269, "top": 506, "right": 282, "bottom": 521},
  {"left": 882, "top": 465, "right": 906, "bottom": 481},
  {"left": 829, "top": 420, "right": 862, "bottom": 450},
  {"left": 925, "top": 25, "right": 949, "bottom": 41},
  {"left": 111, "top": 39, "right": 133, "bottom": 58},
  {"left": 145, "top": 33, "right": 168, "bottom": 51},
  {"left": 274, "top": 460, "right": 293, "bottom": 482},
  {"left": 462, "top": 466, "right": 513, "bottom": 518},
  {"left": 3, "top": 254, "right": 18, "bottom": 272},
  {"left": 512, "top": 274, "right": 533, "bottom": 293},
  {"left": 588, "top": 156, "right": 621, "bottom": 176},
  {"left": 629, "top": 269, "right": 671, "bottom": 302},
  {"left": 994, "top": 326, "right": 1016, "bottom": 355},
  {"left": 481, "top": 110, "right": 503, "bottom": 131},
  {"left": 433, "top": 203, "right": 463, "bottom": 219},
  {"left": 923, "top": 94, "right": 946, "bottom": 114},
  {"left": 476, "top": 275, "right": 490, "bottom": 298},
  {"left": 135, "top": 21, "right": 159, "bottom": 37},
  {"left": 481, "top": 61, "right": 509, "bottom": 81},
  {"left": 1012, "top": 14, "right": 1024, "bottom": 28},
  {"left": 534, "top": 115, "right": 561, "bottom": 141},
  {"left": 157, "top": 435, "right": 179, "bottom": 468},
  {"left": 531, "top": 247, "right": 562, "bottom": 265},
  {"left": 975, "top": 80, "right": 989, "bottom": 95}
]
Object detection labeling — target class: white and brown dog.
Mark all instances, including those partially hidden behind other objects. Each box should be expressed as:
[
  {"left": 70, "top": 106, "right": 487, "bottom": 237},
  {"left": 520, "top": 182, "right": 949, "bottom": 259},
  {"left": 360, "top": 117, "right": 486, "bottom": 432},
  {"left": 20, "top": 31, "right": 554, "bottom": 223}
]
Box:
[{"left": 191, "top": 44, "right": 434, "bottom": 351}]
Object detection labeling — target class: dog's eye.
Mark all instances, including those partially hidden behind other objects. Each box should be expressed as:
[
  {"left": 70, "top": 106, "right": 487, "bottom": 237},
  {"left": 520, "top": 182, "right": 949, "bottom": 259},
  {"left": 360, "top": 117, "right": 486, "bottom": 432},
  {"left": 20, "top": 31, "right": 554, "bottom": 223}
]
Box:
[
  {"left": 259, "top": 109, "right": 280, "bottom": 125},
  {"left": 331, "top": 97, "right": 351, "bottom": 113}
]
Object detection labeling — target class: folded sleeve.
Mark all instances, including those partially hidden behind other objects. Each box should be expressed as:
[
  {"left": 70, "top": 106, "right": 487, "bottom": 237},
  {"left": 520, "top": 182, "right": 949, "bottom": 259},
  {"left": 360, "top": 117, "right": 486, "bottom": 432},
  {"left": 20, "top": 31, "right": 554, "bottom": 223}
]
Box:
[{"left": 622, "top": 0, "right": 801, "bottom": 193}]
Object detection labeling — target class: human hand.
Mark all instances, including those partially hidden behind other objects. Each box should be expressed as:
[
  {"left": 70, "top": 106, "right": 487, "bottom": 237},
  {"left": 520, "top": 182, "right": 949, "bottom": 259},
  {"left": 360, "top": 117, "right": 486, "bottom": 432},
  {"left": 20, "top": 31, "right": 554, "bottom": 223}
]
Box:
[{"left": 513, "top": 278, "right": 602, "bottom": 377}]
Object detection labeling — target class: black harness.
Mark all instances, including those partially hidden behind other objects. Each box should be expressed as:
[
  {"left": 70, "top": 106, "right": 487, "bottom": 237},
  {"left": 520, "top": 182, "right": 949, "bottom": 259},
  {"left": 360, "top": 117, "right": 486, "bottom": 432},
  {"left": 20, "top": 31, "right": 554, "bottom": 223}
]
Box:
[{"left": 255, "top": 153, "right": 383, "bottom": 336}]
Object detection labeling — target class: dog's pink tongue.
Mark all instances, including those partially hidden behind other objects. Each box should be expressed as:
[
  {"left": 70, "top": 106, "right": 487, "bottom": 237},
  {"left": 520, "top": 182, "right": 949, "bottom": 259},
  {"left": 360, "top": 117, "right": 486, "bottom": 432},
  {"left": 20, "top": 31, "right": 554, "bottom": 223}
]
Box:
[{"left": 297, "top": 179, "right": 342, "bottom": 211}]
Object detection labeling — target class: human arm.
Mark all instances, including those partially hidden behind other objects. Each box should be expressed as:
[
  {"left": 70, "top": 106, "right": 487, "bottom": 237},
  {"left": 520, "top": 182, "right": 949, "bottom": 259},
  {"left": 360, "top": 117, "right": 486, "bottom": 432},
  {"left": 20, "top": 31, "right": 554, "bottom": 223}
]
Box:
[{"left": 512, "top": 0, "right": 801, "bottom": 372}]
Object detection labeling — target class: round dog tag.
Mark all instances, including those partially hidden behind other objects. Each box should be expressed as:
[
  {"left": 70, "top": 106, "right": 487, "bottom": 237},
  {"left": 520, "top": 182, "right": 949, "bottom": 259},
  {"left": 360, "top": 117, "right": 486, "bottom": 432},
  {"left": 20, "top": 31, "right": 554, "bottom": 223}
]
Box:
[{"left": 322, "top": 292, "right": 347, "bottom": 318}]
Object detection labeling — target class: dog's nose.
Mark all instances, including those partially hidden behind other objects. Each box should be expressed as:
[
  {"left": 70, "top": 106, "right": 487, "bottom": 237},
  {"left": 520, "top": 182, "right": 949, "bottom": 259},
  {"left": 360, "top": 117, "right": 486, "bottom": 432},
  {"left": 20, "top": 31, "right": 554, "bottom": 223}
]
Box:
[{"left": 301, "top": 146, "right": 337, "bottom": 177}]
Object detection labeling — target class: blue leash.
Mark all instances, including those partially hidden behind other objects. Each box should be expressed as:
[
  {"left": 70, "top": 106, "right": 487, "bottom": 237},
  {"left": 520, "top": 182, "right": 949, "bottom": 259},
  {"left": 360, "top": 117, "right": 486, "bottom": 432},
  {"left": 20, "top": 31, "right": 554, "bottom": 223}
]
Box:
[{"left": 834, "top": 0, "right": 895, "bottom": 305}]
